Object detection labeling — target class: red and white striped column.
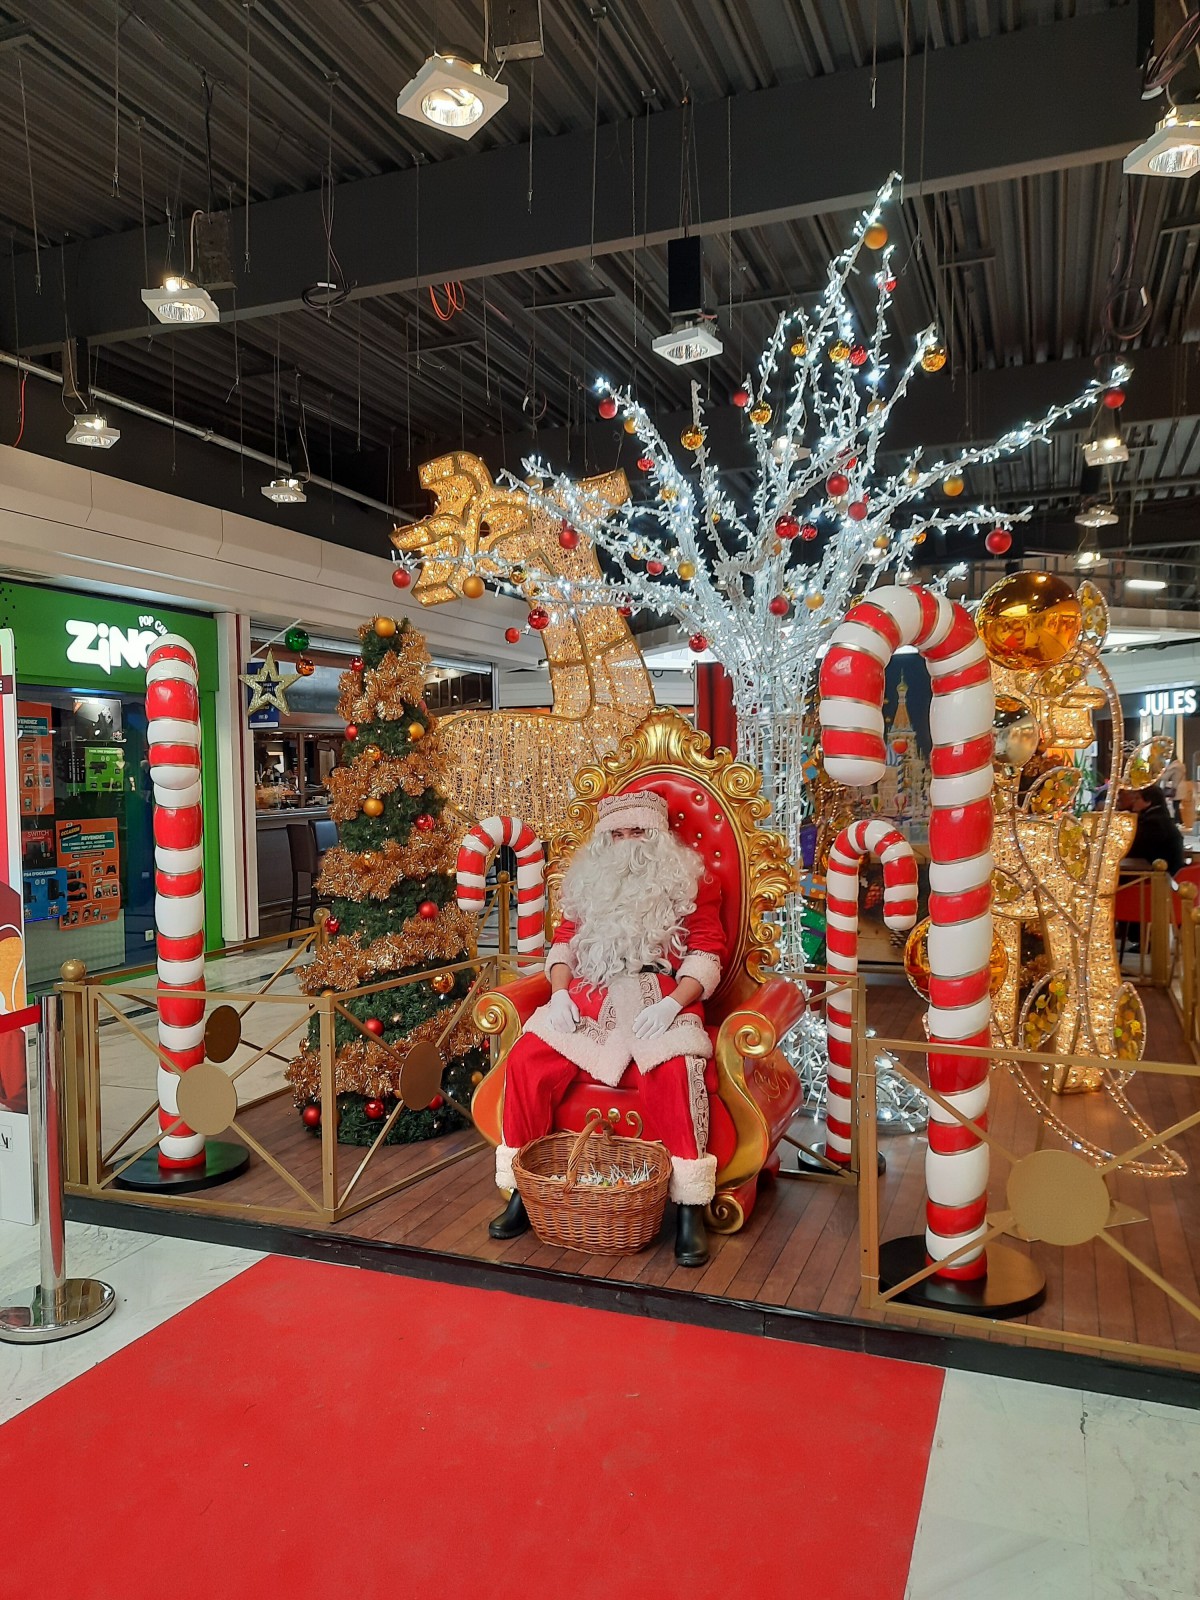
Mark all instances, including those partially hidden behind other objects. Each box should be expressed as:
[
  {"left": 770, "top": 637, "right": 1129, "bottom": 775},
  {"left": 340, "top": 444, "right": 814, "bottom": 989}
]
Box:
[
  {"left": 824, "top": 819, "right": 918, "bottom": 1163},
  {"left": 819, "top": 586, "right": 994, "bottom": 1279},
  {"left": 146, "top": 636, "right": 207, "bottom": 1170},
  {"left": 456, "top": 816, "right": 546, "bottom": 956}
]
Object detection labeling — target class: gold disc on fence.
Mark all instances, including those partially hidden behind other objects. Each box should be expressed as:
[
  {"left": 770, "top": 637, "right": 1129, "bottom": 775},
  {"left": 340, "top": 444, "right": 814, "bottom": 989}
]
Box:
[
  {"left": 1006, "top": 1148, "right": 1110, "bottom": 1247},
  {"left": 175, "top": 1061, "right": 238, "bottom": 1137},
  {"left": 204, "top": 1004, "right": 242, "bottom": 1064},
  {"left": 399, "top": 1040, "right": 444, "bottom": 1109}
]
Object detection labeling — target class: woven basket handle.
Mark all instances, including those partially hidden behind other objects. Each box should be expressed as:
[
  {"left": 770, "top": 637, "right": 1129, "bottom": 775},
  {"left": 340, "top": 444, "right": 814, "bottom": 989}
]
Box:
[{"left": 565, "top": 1109, "right": 608, "bottom": 1189}]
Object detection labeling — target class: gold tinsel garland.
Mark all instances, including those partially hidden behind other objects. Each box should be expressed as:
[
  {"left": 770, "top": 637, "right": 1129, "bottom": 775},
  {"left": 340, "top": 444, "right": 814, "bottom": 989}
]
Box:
[
  {"left": 325, "top": 747, "right": 451, "bottom": 821},
  {"left": 287, "top": 1009, "right": 482, "bottom": 1103},
  {"left": 338, "top": 635, "right": 434, "bottom": 726},
  {"left": 316, "top": 825, "right": 461, "bottom": 902},
  {"left": 299, "top": 906, "right": 480, "bottom": 992}
]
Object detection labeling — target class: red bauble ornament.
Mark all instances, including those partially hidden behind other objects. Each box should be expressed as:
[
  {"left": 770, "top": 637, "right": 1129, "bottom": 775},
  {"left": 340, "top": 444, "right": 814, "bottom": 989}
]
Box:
[
  {"left": 301, "top": 1104, "right": 321, "bottom": 1128},
  {"left": 1103, "top": 387, "right": 1126, "bottom": 410},
  {"left": 345, "top": 724, "right": 358, "bottom": 740},
  {"left": 429, "top": 1094, "right": 445, "bottom": 1111},
  {"left": 826, "top": 472, "right": 850, "bottom": 497},
  {"left": 325, "top": 916, "right": 341, "bottom": 935},
  {"left": 731, "top": 388, "right": 750, "bottom": 408},
  {"left": 617, "top": 603, "right": 633, "bottom": 618},
  {"left": 364, "top": 1017, "right": 385, "bottom": 1037},
  {"left": 350, "top": 656, "right": 364, "bottom": 672},
  {"left": 847, "top": 500, "right": 869, "bottom": 521},
  {"left": 849, "top": 344, "right": 868, "bottom": 367},
  {"left": 636, "top": 454, "right": 654, "bottom": 472},
  {"left": 528, "top": 608, "right": 550, "bottom": 630},
  {"left": 985, "top": 528, "right": 1013, "bottom": 555},
  {"left": 365, "top": 1098, "right": 385, "bottom": 1121},
  {"left": 415, "top": 813, "right": 435, "bottom": 832},
  {"left": 775, "top": 514, "right": 800, "bottom": 540},
  {"left": 558, "top": 526, "right": 580, "bottom": 550},
  {"left": 598, "top": 395, "right": 618, "bottom": 420},
  {"left": 688, "top": 633, "right": 708, "bottom": 653},
  {"left": 893, "top": 739, "right": 909, "bottom": 756},
  {"left": 418, "top": 900, "right": 438, "bottom": 920},
  {"left": 646, "top": 559, "right": 665, "bottom": 576},
  {"left": 884, "top": 275, "right": 897, "bottom": 292},
  {"left": 800, "top": 523, "right": 819, "bottom": 542},
  {"left": 768, "top": 595, "right": 790, "bottom": 617},
  {"left": 504, "top": 626, "right": 521, "bottom": 643},
  {"left": 391, "top": 567, "right": 412, "bottom": 589}
]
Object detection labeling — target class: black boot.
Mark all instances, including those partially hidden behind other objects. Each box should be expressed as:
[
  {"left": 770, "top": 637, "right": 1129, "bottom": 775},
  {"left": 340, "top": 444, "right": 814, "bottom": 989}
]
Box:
[
  {"left": 674, "top": 1204, "right": 709, "bottom": 1268},
  {"left": 488, "top": 1191, "right": 530, "bottom": 1240}
]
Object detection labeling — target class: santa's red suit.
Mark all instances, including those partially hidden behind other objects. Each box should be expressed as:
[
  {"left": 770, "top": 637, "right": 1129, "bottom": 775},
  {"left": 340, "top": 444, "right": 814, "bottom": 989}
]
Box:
[{"left": 495, "top": 800, "right": 724, "bottom": 1207}]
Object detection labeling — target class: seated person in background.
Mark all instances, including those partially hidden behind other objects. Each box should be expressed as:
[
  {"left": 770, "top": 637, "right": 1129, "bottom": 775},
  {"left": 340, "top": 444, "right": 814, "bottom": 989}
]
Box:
[
  {"left": 488, "top": 790, "right": 724, "bottom": 1267},
  {"left": 1118, "top": 783, "right": 1185, "bottom": 876}
]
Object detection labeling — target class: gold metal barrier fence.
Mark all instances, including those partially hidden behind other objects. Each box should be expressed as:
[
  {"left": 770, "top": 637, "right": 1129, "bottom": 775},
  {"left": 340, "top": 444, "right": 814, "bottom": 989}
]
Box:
[
  {"left": 854, "top": 1004, "right": 1200, "bottom": 1373},
  {"left": 59, "top": 902, "right": 529, "bottom": 1226}
]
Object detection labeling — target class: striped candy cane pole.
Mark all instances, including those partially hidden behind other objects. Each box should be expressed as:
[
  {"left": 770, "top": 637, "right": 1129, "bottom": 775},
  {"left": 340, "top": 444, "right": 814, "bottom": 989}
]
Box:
[
  {"left": 456, "top": 817, "right": 546, "bottom": 956},
  {"left": 819, "top": 586, "right": 994, "bottom": 1280},
  {"left": 147, "top": 636, "right": 206, "bottom": 1170},
  {"left": 824, "top": 820, "right": 918, "bottom": 1164}
]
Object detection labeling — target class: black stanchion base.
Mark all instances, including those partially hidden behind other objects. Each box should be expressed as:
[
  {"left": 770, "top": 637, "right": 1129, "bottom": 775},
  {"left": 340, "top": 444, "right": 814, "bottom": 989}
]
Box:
[
  {"left": 793, "top": 1142, "right": 886, "bottom": 1177},
  {"left": 878, "top": 1235, "right": 1046, "bottom": 1320},
  {"left": 112, "top": 1141, "right": 250, "bottom": 1194}
]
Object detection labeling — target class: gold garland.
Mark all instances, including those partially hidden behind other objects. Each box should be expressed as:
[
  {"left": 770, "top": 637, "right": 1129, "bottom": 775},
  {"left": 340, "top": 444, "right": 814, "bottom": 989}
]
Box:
[
  {"left": 317, "top": 826, "right": 462, "bottom": 901},
  {"left": 325, "top": 748, "right": 450, "bottom": 821},
  {"left": 299, "top": 906, "right": 479, "bottom": 991},
  {"left": 287, "top": 1009, "right": 482, "bottom": 1103},
  {"left": 338, "top": 632, "right": 434, "bottom": 724}
]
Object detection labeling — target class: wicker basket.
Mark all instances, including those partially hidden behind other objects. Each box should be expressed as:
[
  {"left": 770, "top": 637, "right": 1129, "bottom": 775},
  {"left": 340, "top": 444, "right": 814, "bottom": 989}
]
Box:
[{"left": 513, "top": 1109, "right": 671, "bottom": 1255}]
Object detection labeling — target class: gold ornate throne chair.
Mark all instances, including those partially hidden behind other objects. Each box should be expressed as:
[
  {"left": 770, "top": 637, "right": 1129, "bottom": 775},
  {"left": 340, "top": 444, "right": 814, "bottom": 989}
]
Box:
[{"left": 470, "top": 709, "right": 805, "bottom": 1232}]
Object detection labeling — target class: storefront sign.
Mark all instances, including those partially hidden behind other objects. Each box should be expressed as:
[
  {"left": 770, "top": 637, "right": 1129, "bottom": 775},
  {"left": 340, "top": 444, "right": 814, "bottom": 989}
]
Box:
[
  {"left": 1140, "top": 688, "right": 1198, "bottom": 717},
  {"left": 64, "top": 613, "right": 168, "bottom": 675}
]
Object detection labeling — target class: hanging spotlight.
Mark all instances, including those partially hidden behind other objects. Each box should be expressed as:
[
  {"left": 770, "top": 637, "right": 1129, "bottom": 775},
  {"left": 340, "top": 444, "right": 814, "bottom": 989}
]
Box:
[
  {"left": 651, "top": 322, "right": 723, "bottom": 365},
  {"left": 1124, "top": 105, "right": 1200, "bottom": 176},
  {"left": 1075, "top": 501, "right": 1119, "bottom": 529},
  {"left": 141, "top": 275, "right": 220, "bottom": 325},
  {"left": 1082, "top": 433, "right": 1129, "bottom": 467},
  {"left": 65, "top": 411, "right": 120, "bottom": 449},
  {"left": 261, "top": 476, "right": 307, "bottom": 504},
  {"left": 395, "top": 53, "right": 508, "bottom": 139}
]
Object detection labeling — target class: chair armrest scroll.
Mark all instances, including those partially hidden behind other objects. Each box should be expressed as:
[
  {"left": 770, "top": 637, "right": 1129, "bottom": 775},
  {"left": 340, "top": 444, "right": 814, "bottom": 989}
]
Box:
[
  {"left": 473, "top": 974, "right": 551, "bottom": 1036},
  {"left": 715, "top": 976, "right": 807, "bottom": 1060}
]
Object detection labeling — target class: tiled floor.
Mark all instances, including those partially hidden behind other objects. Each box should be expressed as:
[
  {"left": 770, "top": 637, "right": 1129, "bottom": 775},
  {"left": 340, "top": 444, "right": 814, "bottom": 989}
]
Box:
[{"left": 0, "top": 1213, "right": 1196, "bottom": 1597}]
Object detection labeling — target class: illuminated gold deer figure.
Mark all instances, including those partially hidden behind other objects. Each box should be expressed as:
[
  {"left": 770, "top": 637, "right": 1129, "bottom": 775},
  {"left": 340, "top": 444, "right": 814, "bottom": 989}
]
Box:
[{"left": 394, "top": 452, "right": 655, "bottom": 837}]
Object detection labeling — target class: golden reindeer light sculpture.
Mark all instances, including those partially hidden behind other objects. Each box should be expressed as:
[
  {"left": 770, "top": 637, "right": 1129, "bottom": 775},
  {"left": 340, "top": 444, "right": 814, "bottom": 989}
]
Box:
[{"left": 394, "top": 453, "right": 656, "bottom": 837}]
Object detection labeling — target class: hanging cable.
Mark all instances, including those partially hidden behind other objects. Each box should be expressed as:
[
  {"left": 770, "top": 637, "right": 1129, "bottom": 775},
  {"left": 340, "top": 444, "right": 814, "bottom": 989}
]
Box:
[
  {"left": 112, "top": 0, "right": 121, "bottom": 196},
  {"left": 589, "top": 16, "right": 601, "bottom": 264},
  {"left": 428, "top": 281, "right": 466, "bottom": 320},
  {"left": 17, "top": 55, "right": 42, "bottom": 293},
  {"left": 1142, "top": 8, "right": 1200, "bottom": 98},
  {"left": 243, "top": 1, "right": 252, "bottom": 271},
  {"left": 1102, "top": 178, "right": 1153, "bottom": 345}
]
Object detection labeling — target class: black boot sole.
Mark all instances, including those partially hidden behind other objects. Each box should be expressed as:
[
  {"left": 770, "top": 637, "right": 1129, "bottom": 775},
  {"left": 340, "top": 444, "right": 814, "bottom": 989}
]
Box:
[{"left": 488, "top": 1217, "right": 531, "bottom": 1240}]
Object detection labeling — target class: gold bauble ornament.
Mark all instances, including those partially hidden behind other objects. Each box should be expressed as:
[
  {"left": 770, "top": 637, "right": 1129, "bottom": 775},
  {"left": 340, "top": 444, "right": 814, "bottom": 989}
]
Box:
[
  {"left": 922, "top": 342, "right": 948, "bottom": 373},
  {"left": 681, "top": 426, "right": 704, "bottom": 450},
  {"left": 942, "top": 473, "right": 965, "bottom": 497},
  {"left": 790, "top": 338, "right": 808, "bottom": 358},
  {"left": 913, "top": 530, "right": 927, "bottom": 545},
  {"left": 363, "top": 797, "right": 384, "bottom": 818},
  {"left": 461, "top": 575, "right": 485, "bottom": 600},
  {"left": 524, "top": 475, "right": 543, "bottom": 491},
  {"left": 829, "top": 340, "right": 851, "bottom": 363},
  {"left": 805, "top": 593, "right": 824, "bottom": 610},
  {"left": 364, "top": 744, "right": 382, "bottom": 762},
  {"left": 867, "top": 399, "right": 884, "bottom": 416},
  {"left": 623, "top": 416, "right": 638, "bottom": 434},
  {"left": 659, "top": 486, "right": 677, "bottom": 501},
  {"left": 748, "top": 402, "right": 772, "bottom": 426},
  {"left": 374, "top": 616, "right": 397, "bottom": 638},
  {"left": 976, "top": 571, "right": 1084, "bottom": 672},
  {"left": 903, "top": 467, "right": 920, "bottom": 487},
  {"left": 905, "top": 918, "right": 1006, "bottom": 1000},
  {"left": 873, "top": 534, "right": 889, "bottom": 550},
  {"left": 430, "top": 971, "right": 455, "bottom": 995},
  {"left": 510, "top": 565, "right": 526, "bottom": 583},
  {"left": 992, "top": 694, "right": 1040, "bottom": 772},
  {"left": 677, "top": 560, "right": 696, "bottom": 581},
  {"left": 408, "top": 721, "right": 426, "bottom": 741},
  {"left": 864, "top": 222, "right": 889, "bottom": 249},
  {"left": 470, "top": 1070, "right": 484, "bottom": 1086}
]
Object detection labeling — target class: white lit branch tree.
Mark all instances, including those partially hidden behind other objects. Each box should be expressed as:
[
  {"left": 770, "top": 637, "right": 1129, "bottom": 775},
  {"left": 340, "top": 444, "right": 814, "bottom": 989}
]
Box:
[{"left": 443, "top": 175, "right": 1126, "bottom": 966}]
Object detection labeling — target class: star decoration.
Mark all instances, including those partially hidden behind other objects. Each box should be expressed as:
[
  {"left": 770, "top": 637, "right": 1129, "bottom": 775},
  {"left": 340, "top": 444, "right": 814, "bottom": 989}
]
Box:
[{"left": 240, "top": 648, "right": 301, "bottom": 717}]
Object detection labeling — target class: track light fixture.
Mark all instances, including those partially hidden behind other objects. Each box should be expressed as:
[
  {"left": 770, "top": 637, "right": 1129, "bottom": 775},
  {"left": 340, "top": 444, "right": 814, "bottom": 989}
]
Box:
[
  {"left": 141, "top": 275, "right": 220, "bottom": 325},
  {"left": 1125, "top": 104, "right": 1200, "bottom": 176},
  {"left": 66, "top": 411, "right": 120, "bottom": 449},
  {"left": 396, "top": 53, "right": 508, "bottom": 139},
  {"left": 261, "top": 477, "right": 307, "bottom": 504}
]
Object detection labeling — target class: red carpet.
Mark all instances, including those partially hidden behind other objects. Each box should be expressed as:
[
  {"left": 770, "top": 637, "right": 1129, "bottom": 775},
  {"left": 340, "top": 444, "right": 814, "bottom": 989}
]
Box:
[{"left": 1, "top": 1256, "right": 942, "bottom": 1599}]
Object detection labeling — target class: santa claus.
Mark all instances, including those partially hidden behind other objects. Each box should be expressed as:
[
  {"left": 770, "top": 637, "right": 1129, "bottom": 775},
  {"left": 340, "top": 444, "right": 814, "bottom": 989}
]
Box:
[{"left": 489, "top": 789, "right": 724, "bottom": 1266}]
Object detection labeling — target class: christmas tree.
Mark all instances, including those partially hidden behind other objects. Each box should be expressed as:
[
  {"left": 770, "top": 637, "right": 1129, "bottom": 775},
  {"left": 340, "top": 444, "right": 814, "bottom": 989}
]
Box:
[{"left": 286, "top": 614, "right": 486, "bottom": 1145}]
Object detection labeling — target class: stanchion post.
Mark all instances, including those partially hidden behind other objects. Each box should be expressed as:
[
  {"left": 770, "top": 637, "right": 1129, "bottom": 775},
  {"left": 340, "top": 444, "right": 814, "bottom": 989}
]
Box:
[
  {"left": 1151, "top": 860, "right": 1171, "bottom": 988},
  {"left": 496, "top": 870, "right": 511, "bottom": 959},
  {"left": 0, "top": 994, "right": 116, "bottom": 1343}
]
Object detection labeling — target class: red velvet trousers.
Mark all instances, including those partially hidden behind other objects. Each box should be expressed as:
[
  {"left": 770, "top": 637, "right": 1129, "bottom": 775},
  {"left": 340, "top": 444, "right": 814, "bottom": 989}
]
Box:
[{"left": 501, "top": 1032, "right": 705, "bottom": 1161}]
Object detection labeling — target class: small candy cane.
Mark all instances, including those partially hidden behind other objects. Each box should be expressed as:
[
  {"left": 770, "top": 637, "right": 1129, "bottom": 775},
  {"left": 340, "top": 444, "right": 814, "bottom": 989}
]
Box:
[{"left": 457, "top": 816, "right": 545, "bottom": 955}]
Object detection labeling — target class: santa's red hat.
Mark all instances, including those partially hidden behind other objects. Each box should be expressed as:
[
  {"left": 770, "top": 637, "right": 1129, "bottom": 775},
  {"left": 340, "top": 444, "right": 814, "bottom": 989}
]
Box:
[{"left": 594, "top": 789, "right": 668, "bottom": 836}]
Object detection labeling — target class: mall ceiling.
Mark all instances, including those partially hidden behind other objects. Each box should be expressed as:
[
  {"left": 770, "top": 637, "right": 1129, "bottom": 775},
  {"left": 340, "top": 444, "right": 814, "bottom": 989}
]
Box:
[{"left": 0, "top": 1, "right": 1198, "bottom": 606}]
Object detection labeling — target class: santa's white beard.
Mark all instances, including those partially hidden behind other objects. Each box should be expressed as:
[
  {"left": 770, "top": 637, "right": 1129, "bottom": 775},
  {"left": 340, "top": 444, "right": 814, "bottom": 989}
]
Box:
[{"left": 559, "top": 829, "right": 703, "bottom": 988}]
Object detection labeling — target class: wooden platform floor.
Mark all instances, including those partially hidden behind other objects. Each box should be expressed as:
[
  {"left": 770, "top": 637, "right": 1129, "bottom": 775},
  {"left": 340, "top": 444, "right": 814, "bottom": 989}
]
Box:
[{"left": 78, "top": 978, "right": 1200, "bottom": 1382}]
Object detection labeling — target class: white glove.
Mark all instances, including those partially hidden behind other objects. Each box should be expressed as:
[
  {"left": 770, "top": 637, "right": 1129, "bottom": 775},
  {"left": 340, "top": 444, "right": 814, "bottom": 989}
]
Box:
[
  {"left": 631, "top": 995, "right": 682, "bottom": 1041},
  {"left": 545, "top": 988, "right": 580, "bottom": 1033}
]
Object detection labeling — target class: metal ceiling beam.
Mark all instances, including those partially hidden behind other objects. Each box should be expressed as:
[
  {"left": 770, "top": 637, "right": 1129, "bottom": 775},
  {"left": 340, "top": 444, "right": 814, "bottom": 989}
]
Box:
[{"left": 2, "top": 8, "right": 1149, "bottom": 354}]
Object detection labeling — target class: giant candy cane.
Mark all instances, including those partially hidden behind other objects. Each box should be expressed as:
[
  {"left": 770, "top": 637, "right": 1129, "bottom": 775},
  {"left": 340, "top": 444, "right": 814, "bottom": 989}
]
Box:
[
  {"left": 824, "top": 820, "right": 918, "bottom": 1163},
  {"left": 147, "top": 636, "right": 207, "bottom": 1169},
  {"left": 819, "top": 586, "right": 994, "bottom": 1280},
  {"left": 456, "top": 816, "right": 546, "bottom": 956}
]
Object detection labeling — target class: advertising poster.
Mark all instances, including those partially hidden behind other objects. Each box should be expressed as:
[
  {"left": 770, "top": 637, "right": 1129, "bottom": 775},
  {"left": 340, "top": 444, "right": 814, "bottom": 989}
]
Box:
[
  {"left": 21, "top": 825, "right": 67, "bottom": 924},
  {"left": 55, "top": 818, "right": 121, "bottom": 929},
  {"left": 0, "top": 631, "right": 34, "bottom": 1221},
  {"left": 16, "top": 700, "right": 54, "bottom": 817}
]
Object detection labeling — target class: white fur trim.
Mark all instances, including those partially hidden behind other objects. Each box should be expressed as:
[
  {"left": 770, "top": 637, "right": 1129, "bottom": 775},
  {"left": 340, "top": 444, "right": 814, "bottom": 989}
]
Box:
[
  {"left": 496, "top": 1143, "right": 519, "bottom": 1192},
  {"left": 675, "top": 949, "right": 722, "bottom": 1000},
  {"left": 670, "top": 1154, "right": 717, "bottom": 1206},
  {"left": 545, "top": 942, "right": 575, "bottom": 980}
]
